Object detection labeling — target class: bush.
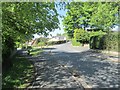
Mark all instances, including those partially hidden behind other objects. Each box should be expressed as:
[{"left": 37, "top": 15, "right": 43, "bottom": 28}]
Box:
[
  {"left": 74, "top": 29, "right": 89, "bottom": 44},
  {"left": 103, "top": 32, "right": 119, "bottom": 51},
  {"left": 71, "top": 38, "right": 81, "bottom": 46},
  {"left": 38, "top": 42, "right": 45, "bottom": 47},
  {"left": 89, "top": 35, "right": 103, "bottom": 49},
  {"left": 90, "top": 32, "right": 119, "bottom": 52},
  {"left": 22, "top": 46, "right": 26, "bottom": 49},
  {"left": 89, "top": 30, "right": 106, "bottom": 37},
  {"left": 27, "top": 46, "right": 32, "bottom": 49}
]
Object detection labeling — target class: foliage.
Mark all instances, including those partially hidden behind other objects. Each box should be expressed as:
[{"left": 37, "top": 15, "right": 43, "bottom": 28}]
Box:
[
  {"left": 2, "top": 2, "right": 59, "bottom": 69},
  {"left": 71, "top": 38, "right": 81, "bottom": 46},
  {"left": 73, "top": 29, "right": 106, "bottom": 46},
  {"left": 33, "top": 37, "right": 48, "bottom": 48},
  {"left": 63, "top": 2, "right": 118, "bottom": 38},
  {"left": 36, "top": 37, "right": 48, "bottom": 45},
  {"left": 38, "top": 42, "right": 46, "bottom": 47},
  {"left": 27, "top": 46, "right": 32, "bottom": 50},
  {"left": 89, "top": 35, "right": 103, "bottom": 49},
  {"left": 2, "top": 55, "right": 34, "bottom": 88},
  {"left": 90, "top": 32, "right": 120, "bottom": 52},
  {"left": 74, "top": 29, "right": 89, "bottom": 44},
  {"left": 89, "top": 30, "right": 106, "bottom": 37},
  {"left": 90, "top": 2, "right": 118, "bottom": 31},
  {"left": 30, "top": 47, "right": 43, "bottom": 56}
]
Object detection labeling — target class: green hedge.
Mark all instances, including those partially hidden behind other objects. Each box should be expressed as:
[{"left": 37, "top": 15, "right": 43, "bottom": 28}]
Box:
[
  {"left": 74, "top": 29, "right": 90, "bottom": 44},
  {"left": 90, "top": 32, "right": 120, "bottom": 52},
  {"left": 71, "top": 38, "right": 81, "bottom": 46}
]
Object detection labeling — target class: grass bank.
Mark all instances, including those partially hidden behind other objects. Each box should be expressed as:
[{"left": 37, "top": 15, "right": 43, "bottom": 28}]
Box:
[
  {"left": 30, "top": 47, "right": 43, "bottom": 56},
  {"left": 2, "top": 55, "right": 34, "bottom": 88}
]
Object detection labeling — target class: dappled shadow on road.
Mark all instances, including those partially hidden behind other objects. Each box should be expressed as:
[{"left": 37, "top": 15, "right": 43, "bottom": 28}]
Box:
[
  {"left": 42, "top": 47, "right": 56, "bottom": 50},
  {"left": 26, "top": 49, "right": 119, "bottom": 88},
  {"left": 31, "top": 48, "right": 42, "bottom": 52},
  {"left": 48, "top": 50, "right": 119, "bottom": 87}
]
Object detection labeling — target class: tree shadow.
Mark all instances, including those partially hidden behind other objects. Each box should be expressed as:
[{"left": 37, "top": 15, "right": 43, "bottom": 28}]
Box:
[
  {"left": 42, "top": 48, "right": 56, "bottom": 50},
  {"left": 31, "top": 48, "right": 42, "bottom": 52},
  {"left": 27, "top": 49, "right": 119, "bottom": 88},
  {"left": 2, "top": 54, "right": 34, "bottom": 89}
]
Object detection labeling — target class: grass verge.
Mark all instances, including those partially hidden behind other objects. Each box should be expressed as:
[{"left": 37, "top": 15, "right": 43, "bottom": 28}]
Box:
[
  {"left": 71, "top": 38, "right": 81, "bottom": 46},
  {"left": 30, "top": 47, "right": 43, "bottom": 56},
  {"left": 2, "top": 55, "right": 34, "bottom": 88}
]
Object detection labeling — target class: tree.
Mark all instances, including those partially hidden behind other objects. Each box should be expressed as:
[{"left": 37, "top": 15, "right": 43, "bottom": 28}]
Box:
[
  {"left": 90, "top": 2, "right": 118, "bottom": 31},
  {"left": 63, "top": 2, "right": 94, "bottom": 38},
  {"left": 2, "top": 2, "right": 60, "bottom": 70},
  {"left": 63, "top": 2, "right": 118, "bottom": 38}
]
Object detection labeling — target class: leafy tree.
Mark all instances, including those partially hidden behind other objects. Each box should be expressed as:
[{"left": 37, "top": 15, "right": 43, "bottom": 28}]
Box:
[
  {"left": 63, "top": 2, "right": 94, "bottom": 38},
  {"left": 63, "top": 2, "right": 118, "bottom": 38},
  {"left": 2, "top": 2, "right": 60, "bottom": 70},
  {"left": 90, "top": 2, "right": 118, "bottom": 31}
]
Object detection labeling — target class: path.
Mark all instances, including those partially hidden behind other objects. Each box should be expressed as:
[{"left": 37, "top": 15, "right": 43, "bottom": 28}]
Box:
[{"left": 25, "top": 42, "right": 119, "bottom": 88}]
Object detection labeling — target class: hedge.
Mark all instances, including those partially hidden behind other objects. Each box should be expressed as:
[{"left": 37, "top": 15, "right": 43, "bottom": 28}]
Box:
[
  {"left": 71, "top": 38, "right": 81, "bottom": 46},
  {"left": 90, "top": 32, "right": 120, "bottom": 52},
  {"left": 74, "top": 29, "right": 89, "bottom": 44}
]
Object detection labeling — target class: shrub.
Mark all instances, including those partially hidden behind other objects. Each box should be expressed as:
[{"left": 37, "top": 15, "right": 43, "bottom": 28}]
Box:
[
  {"left": 38, "top": 42, "right": 45, "bottom": 47},
  {"left": 89, "top": 30, "right": 106, "bottom": 37},
  {"left": 104, "top": 32, "right": 119, "bottom": 51},
  {"left": 90, "top": 32, "right": 119, "bottom": 52},
  {"left": 74, "top": 29, "right": 90, "bottom": 44},
  {"left": 27, "top": 46, "right": 32, "bottom": 50},
  {"left": 2, "top": 56, "right": 34, "bottom": 88},
  {"left": 71, "top": 38, "right": 81, "bottom": 46},
  {"left": 22, "top": 46, "right": 26, "bottom": 49}
]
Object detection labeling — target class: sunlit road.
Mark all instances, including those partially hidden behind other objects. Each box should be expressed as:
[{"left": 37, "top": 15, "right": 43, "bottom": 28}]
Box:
[{"left": 27, "top": 42, "right": 119, "bottom": 88}]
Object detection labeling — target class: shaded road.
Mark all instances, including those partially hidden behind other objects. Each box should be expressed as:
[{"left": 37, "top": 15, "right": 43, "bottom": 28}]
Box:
[{"left": 27, "top": 42, "right": 119, "bottom": 88}]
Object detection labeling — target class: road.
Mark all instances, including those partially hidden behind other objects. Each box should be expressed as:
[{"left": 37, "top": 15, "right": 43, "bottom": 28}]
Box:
[{"left": 27, "top": 42, "right": 119, "bottom": 88}]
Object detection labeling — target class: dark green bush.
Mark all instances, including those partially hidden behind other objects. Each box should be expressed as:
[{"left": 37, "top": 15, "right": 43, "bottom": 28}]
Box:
[
  {"left": 22, "top": 46, "right": 26, "bottom": 49},
  {"left": 27, "top": 46, "right": 32, "bottom": 49},
  {"left": 90, "top": 32, "right": 119, "bottom": 52},
  {"left": 2, "top": 36, "right": 15, "bottom": 71}
]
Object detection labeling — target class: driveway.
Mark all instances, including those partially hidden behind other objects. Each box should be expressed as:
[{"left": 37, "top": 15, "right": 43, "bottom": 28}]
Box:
[{"left": 27, "top": 42, "right": 119, "bottom": 88}]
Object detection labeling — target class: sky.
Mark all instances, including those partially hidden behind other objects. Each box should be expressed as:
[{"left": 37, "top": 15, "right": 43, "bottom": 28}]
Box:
[
  {"left": 49, "top": 7, "right": 67, "bottom": 37},
  {"left": 34, "top": 4, "right": 67, "bottom": 39}
]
